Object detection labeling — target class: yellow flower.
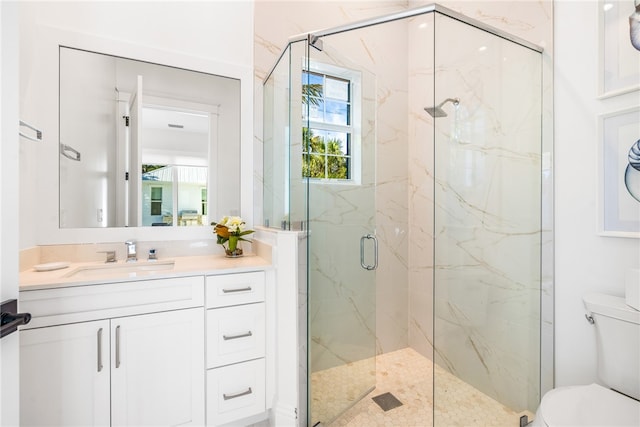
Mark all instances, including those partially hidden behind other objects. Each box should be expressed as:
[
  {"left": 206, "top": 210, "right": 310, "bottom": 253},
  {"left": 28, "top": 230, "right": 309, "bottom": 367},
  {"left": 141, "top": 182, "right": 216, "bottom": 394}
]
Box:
[{"left": 214, "top": 224, "right": 230, "bottom": 238}]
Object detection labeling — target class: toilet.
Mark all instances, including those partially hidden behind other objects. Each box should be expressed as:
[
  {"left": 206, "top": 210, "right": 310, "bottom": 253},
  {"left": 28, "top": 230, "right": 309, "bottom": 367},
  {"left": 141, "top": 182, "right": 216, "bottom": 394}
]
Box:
[{"left": 532, "top": 293, "right": 640, "bottom": 426}]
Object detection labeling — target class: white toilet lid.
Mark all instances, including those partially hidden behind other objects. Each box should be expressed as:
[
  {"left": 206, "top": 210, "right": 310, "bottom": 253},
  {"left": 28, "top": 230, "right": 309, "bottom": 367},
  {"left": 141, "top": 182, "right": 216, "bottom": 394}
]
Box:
[{"left": 539, "top": 383, "right": 640, "bottom": 426}]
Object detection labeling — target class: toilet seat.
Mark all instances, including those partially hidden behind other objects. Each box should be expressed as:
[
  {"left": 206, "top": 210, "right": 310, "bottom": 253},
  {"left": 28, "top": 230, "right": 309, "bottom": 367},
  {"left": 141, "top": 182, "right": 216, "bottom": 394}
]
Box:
[{"left": 535, "top": 383, "right": 640, "bottom": 426}]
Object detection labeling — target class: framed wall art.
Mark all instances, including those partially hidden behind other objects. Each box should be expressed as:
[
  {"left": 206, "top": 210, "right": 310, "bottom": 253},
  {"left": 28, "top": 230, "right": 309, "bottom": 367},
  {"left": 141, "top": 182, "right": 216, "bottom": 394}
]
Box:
[
  {"left": 598, "top": 106, "right": 640, "bottom": 237},
  {"left": 598, "top": 0, "right": 640, "bottom": 98}
]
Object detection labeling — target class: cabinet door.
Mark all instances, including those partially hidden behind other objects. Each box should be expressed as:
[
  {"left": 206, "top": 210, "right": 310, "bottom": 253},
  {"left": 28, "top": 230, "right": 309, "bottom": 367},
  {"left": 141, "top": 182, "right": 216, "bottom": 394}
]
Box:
[
  {"left": 20, "top": 320, "right": 111, "bottom": 426},
  {"left": 111, "top": 307, "right": 205, "bottom": 426}
]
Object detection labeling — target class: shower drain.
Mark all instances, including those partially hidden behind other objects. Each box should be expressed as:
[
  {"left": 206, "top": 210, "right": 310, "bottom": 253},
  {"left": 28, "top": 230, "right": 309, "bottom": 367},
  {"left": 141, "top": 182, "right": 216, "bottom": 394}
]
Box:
[{"left": 372, "top": 392, "right": 403, "bottom": 411}]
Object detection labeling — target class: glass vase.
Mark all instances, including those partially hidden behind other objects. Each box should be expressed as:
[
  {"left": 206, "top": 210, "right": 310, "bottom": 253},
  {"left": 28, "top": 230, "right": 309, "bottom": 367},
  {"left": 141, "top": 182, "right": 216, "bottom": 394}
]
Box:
[{"left": 225, "top": 236, "right": 243, "bottom": 258}]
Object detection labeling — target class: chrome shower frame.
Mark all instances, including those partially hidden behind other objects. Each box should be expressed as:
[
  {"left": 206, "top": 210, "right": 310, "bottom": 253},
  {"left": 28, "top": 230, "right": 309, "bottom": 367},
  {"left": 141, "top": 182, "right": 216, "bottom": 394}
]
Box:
[
  {"left": 265, "top": 3, "right": 542, "bottom": 84},
  {"left": 262, "top": 3, "right": 552, "bottom": 424}
]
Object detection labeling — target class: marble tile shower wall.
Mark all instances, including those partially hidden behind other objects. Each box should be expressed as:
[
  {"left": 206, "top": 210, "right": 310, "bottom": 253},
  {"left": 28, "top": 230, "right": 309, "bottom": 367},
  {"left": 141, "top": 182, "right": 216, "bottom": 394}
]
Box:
[
  {"left": 427, "top": 16, "right": 543, "bottom": 413},
  {"left": 255, "top": 2, "right": 552, "bottom": 394}
]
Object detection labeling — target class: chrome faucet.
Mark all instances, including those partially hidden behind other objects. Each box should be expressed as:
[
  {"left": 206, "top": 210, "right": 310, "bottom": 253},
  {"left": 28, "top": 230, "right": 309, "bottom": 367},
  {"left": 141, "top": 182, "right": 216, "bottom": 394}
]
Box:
[{"left": 125, "top": 240, "right": 137, "bottom": 262}]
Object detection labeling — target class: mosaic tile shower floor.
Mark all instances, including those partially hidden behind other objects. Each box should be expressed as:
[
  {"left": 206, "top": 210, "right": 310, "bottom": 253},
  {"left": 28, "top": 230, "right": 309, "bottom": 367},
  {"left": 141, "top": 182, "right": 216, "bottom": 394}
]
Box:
[{"left": 311, "top": 347, "right": 533, "bottom": 427}]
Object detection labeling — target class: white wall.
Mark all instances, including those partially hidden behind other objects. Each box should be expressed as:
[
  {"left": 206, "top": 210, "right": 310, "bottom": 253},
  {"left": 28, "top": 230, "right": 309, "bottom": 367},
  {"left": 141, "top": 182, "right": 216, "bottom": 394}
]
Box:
[
  {"left": 554, "top": 0, "right": 640, "bottom": 387},
  {"left": 1, "top": 2, "right": 21, "bottom": 424},
  {"left": 18, "top": 0, "right": 253, "bottom": 248}
]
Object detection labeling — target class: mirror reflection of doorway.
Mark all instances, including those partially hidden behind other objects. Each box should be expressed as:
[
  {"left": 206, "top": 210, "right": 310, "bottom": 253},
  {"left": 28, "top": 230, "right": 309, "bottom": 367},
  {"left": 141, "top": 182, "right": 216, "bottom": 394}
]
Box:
[
  {"left": 58, "top": 46, "right": 239, "bottom": 229},
  {"left": 138, "top": 105, "right": 212, "bottom": 227}
]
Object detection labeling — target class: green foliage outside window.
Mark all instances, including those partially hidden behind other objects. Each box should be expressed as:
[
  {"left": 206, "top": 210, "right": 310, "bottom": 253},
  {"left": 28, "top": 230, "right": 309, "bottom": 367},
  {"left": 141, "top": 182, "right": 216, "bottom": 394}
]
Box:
[
  {"left": 302, "top": 74, "right": 351, "bottom": 180},
  {"left": 142, "top": 164, "right": 165, "bottom": 173},
  {"left": 303, "top": 83, "right": 323, "bottom": 106},
  {"left": 303, "top": 127, "right": 349, "bottom": 179}
]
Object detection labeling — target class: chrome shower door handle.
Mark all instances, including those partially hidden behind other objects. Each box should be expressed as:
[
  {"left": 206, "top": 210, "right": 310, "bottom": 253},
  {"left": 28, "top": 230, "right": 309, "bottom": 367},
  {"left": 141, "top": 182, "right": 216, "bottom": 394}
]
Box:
[{"left": 360, "top": 234, "right": 378, "bottom": 271}]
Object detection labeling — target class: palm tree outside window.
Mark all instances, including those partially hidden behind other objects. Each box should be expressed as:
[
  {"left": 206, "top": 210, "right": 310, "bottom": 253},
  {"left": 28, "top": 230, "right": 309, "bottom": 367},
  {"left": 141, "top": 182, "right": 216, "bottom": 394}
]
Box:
[{"left": 303, "top": 70, "right": 353, "bottom": 181}]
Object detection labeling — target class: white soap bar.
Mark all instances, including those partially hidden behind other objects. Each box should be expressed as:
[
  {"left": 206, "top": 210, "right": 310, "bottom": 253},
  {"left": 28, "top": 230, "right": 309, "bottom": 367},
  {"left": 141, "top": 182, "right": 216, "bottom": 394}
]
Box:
[
  {"left": 33, "top": 261, "right": 70, "bottom": 272},
  {"left": 625, "top": 269, "right": 640, "bottom": 311}
]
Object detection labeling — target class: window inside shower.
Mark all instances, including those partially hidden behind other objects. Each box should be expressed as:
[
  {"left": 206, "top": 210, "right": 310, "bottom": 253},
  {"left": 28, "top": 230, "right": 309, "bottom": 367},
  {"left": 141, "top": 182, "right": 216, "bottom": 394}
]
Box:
[{"left": 302, "top": 61, "right": 362, "bottom": 183}]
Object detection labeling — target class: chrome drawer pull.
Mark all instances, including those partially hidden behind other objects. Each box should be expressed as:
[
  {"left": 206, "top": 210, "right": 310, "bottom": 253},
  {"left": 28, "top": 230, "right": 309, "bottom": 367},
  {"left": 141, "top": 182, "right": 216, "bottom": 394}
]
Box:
[
  {"left": 223, "top": 387, "right": 253, "bottom": 400},
  {"left": 223, "top": 331, "right": 253, "bottom": 341},
  {"left": 222, "top": 286, "right": 252, "bottom": 293}
]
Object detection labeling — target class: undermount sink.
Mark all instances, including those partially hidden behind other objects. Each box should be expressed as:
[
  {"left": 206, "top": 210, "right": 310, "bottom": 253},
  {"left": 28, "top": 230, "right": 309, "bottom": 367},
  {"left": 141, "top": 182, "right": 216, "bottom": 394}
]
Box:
[{"left": 64, "top": 260, "right": 176, "bottom": 279}]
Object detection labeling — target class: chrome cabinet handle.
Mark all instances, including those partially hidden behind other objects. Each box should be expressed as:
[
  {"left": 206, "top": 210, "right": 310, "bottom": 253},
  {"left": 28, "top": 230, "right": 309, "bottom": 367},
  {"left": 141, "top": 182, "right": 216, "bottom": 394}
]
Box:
[
  {"left": 222, "top": 286, "right": 252, "bottom": 293},
  {"left": 97, "top": 328, "right": 103, "bottom": 372},
  {"left": 223, "top": 331, "right": 253, "bottom": 341},
  {"left": 223, "top": 387, "right": 252, "bottom": 400},
  {"left": 60, "top": 143, "right": 81, "bottom": 161},
  {"left": 360, "top": 234, "right": 378, "bottom": 270},
  {"left": 115, "top": 325, "right": 121, "bottom": 368}
]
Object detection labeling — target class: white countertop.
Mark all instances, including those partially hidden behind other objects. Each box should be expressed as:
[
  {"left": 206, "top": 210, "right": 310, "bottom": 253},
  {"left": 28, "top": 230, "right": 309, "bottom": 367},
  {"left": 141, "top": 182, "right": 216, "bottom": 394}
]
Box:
[{"left": 20, "top": 254, "right": 272, "bottom": 291}]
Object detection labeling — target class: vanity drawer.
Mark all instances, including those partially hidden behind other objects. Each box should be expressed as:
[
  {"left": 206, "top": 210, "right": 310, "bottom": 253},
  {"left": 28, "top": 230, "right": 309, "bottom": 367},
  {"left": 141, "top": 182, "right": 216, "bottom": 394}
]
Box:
[
  {"left": 20, "top": 276, "right": 205, "bottom": 329},
  {"left": 207, "top": 303, "right": 265, "bottom": 369},
  {"left": 206, "top": 271, "right": 265, "bottom": 308},
  {"left": 206, "top": 358, "right": 266, "bottom": 426}
]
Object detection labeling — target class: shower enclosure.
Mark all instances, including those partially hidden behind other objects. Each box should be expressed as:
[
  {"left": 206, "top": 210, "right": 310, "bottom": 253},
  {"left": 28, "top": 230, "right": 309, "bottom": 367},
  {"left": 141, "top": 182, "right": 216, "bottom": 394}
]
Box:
[{"left": 263, "top": 4, "right": 544, "bottom": 426}]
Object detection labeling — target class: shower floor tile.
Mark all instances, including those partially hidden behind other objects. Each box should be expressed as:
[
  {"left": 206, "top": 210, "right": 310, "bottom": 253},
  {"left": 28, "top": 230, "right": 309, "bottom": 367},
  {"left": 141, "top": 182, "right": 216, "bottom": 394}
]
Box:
[{"left": 311, "top": 347, "right": 533, "bottom": 426}]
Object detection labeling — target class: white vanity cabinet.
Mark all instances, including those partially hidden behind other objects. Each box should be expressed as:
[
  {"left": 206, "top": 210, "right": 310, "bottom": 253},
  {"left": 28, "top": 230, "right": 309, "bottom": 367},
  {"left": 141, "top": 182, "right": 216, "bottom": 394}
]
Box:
[
  {"left": 110, "top": 308, "right": 204, "bottom": 426},
  {"left": 20, "top": 319, "right": 111, "bottom": 426},
  {"left": 205, "top": 271, "right": 267, "bottom": 426},
  {"left": 19, "top": 276, "right": 205, "bottom": 427}
]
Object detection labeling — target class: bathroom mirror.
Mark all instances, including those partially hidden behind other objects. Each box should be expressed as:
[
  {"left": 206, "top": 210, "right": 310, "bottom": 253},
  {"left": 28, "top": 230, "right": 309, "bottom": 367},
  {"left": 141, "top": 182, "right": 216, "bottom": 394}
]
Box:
[{"left": 59, "top": 47, "right": 241, "bottom": 228}]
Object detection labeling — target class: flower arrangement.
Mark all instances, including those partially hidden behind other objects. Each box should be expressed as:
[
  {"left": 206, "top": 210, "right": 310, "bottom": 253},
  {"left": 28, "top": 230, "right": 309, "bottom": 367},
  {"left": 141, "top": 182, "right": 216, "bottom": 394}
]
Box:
[{"left": 211, "top": 216, "right": 254, "bottom": 257}]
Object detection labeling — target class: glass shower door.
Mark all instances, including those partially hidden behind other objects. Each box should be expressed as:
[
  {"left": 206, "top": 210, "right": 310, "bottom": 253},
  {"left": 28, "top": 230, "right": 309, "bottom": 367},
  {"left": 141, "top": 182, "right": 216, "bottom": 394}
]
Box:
[
  {"left": 305, "top": 38, "right": 378, "bottom": 426},
  {"left": 432, "top": 12, "right": 543, "bottom": 425}
]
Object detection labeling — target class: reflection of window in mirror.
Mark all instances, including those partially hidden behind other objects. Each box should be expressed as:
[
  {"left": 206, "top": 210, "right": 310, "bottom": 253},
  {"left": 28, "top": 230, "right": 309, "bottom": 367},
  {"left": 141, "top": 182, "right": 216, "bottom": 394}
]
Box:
[{"left": 150, "top": 187, "right": 163, "bottom": 215}]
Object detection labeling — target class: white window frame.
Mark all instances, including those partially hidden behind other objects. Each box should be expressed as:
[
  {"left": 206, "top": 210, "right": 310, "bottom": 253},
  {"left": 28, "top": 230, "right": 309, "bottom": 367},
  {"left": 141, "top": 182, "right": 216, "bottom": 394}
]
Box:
[
  {"left": 150, "top": 186, "right": 163, "bottom": 216},
  {"left": 304, "top": 60, "right": 362, "bottom": 185}
]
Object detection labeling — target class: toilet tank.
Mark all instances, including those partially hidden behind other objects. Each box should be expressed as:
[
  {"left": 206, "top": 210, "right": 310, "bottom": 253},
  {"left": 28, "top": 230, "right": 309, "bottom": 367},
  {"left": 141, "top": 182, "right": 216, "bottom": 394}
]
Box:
[{"left": 583, "top": 293, "right": 640, "bottom": 400}]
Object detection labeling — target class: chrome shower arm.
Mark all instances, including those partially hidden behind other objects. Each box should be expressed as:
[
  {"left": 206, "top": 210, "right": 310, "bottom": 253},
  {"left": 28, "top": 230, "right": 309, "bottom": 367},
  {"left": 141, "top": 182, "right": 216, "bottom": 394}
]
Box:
[{"left": 437, "top": 98, "right": 460, "bottom": 108}]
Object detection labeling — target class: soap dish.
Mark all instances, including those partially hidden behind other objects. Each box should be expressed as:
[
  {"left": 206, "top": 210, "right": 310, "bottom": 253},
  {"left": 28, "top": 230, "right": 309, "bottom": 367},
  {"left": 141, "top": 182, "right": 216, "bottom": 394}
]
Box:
[{"left": 34, "top": 262, "right": 70, "bottom": 272}]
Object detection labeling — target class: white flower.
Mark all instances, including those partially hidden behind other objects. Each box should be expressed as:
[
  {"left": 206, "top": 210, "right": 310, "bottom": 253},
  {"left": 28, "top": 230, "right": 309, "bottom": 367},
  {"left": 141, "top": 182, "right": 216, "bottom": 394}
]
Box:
[{"left": 218, "top": 215, "right": 246, "bottom": 234}]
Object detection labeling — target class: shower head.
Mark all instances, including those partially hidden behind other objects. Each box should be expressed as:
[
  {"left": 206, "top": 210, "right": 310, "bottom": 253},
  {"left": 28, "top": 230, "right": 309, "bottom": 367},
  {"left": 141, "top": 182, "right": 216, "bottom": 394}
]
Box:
[{"left": 424, "top": 97, "right": 460, "bottom": 118}]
